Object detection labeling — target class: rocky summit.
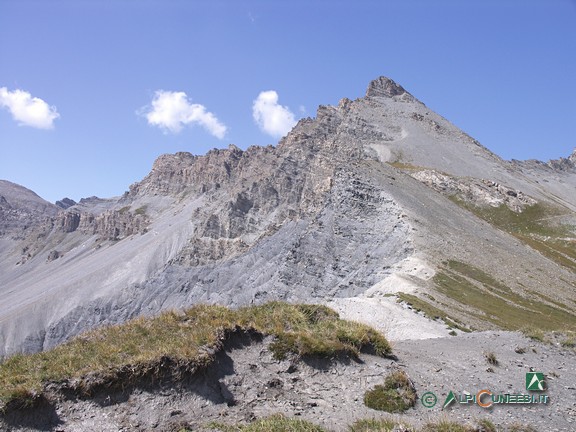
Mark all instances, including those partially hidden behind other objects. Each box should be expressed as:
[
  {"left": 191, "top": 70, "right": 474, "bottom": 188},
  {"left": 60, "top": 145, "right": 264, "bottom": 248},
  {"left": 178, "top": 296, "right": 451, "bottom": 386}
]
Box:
[{"left": 1, "top": 77, "right": 575, "bottom": 357}]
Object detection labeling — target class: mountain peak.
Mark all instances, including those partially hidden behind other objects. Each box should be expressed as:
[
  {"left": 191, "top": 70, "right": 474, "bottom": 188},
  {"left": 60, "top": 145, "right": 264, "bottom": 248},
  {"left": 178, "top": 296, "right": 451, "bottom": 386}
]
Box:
[{"left": 365, "top": 76, "right": 411, "bottom": 99}]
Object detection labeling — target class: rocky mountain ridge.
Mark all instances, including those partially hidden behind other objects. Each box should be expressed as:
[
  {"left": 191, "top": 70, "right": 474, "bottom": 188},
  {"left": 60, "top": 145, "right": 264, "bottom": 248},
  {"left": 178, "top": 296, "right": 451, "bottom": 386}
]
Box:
[{"left": 0, "top": 77, "right": 575, "bottom": 358}]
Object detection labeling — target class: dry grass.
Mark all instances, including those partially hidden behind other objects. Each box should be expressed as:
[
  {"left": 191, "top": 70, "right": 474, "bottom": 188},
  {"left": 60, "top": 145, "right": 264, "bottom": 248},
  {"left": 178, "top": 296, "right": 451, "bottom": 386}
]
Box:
[
  {"left": 421, "top": 419, "right": 475, "bottom": 432},
  {"left": 387, "top": 161, "right": 426, "bottom": 171},
  {"left": 0, "top": 302, "right": 392, "bottom": 409},
  {"left": 484, "top": 352, "right": 499, "bottom": 366},
  {"left": 349, "top": 418, "right": 415, "bottom": 432},
  {"left": 205, "top": 416, "right": 521, "bottom": 432},
  {"left": 207, "top": 413, "right": 328, "bottom": 432}
]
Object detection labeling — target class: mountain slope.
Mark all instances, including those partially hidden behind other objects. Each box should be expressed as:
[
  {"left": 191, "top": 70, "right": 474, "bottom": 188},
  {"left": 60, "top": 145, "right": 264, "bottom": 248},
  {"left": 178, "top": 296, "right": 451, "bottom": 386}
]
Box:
[{"left": 0, "top": 77, "right": 575, "bottom": 357}]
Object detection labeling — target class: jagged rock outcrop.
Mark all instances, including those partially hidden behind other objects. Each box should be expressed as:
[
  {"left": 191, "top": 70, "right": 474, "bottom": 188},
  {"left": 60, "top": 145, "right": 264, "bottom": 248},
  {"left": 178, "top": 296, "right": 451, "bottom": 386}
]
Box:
[
  {"left": 511, "top": 147, "right": 576, "bottom": 173},
  {"left": 365, "top": 76, "right": 413, "bottom": 100},
  {"left": 59, "top": 211, "right": 81, "bottom": 233},
  {"left": 55, "top": 198, "right": 77, "bottom": 209},
  {"left": 411, "top": 169, "right": 537, "bottom": 212},
  {"left": 129, "top": 147, "right": 248, "bottom": 197},
  {"left": 80, "top": 208, "right": 149, "bottom": 240},
  {"left": 547, "top": 148, "right": 576, "bottom": 171},
  {"left": 52, "top": 207, "right": 149, "bottom": 240}
]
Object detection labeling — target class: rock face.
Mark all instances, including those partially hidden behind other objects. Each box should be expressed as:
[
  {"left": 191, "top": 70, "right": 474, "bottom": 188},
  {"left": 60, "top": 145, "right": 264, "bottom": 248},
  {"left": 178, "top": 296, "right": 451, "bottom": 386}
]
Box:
[
  {"left": 1, "top": 76, "right": 575, "bottom": 357},
  {"left": 547, "top": 148, "right": 576, "bottom": 171},
  {"left": 411, "top": 170, "right": 537, "bottom": 212},
  {"left": 55, "top": 197, "right": 77, "bottom": 209},
  {"left": 0, "top": 180, "right": 59, "bottom": 238},
  {"left": 365, "top": 76, "right": 412, "bottom": 99},
  {"left": 55, "top": 208, "right": 149, "bottom": 240}
]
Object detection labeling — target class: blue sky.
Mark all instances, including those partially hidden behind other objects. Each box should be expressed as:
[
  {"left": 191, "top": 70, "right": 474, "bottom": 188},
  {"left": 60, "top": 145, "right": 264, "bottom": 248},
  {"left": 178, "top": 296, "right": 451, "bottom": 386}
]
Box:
[{"left": 1, "top": 0, "right": 575, "bottom": 203}]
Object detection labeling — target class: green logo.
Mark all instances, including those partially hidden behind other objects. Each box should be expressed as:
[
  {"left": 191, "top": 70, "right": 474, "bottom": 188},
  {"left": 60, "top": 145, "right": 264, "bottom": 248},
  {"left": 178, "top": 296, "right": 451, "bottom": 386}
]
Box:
[
  {"left": 526, "top": 372, "right": 546, "bottom": 391},
  {"left": 421, "top": 391, "right": 437, "bottom": 408},
  {"left": 443, "top": 390, "right": 456, "bottom": 409}
]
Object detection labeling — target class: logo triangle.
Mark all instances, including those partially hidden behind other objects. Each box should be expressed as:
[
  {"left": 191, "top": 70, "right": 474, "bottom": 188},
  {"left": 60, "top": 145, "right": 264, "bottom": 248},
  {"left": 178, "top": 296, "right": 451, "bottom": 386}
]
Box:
[{"left": 443, "top": 390, "right": 456, "bottom": 409}]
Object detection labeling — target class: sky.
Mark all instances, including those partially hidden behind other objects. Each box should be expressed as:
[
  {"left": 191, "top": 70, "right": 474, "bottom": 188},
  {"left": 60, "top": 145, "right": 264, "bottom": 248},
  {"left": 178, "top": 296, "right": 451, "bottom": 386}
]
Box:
[{"left": 1, "top": 0, "right": 575, "bottom": 203}]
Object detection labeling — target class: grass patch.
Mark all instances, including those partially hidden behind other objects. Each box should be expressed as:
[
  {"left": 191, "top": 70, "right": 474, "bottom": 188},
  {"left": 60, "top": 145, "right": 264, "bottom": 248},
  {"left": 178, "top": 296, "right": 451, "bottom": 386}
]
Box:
[
  {"left": 208, "top": 413, "right": 328, "bottom": 432},
  {"left": 349, "top": 418, "right": 415, "bottom": 432},
  {"left": 508, "top": 425, "right": 537, "bottom": 432},
  {"left": 387, "top": 161, "right": 426, "bottom": 171},
  {"left": 433, "top": 261, "right": 576, "bottom": 332},
  {"left": 476, "top": 419, "right": 497, "bottom": 432},
  {"left": 521, "top": 326, "right": 546, "bottom": 343},
  {"left": 241, "top": 303, "right": 392, "bottom": 360},
  {"left": 134, "top": 205, "right": 148, "bottom": 216},
  {"left": 444, "top": 260, "right": 511, "bottom": 294},
  {"left": 438, "top": 199, "right": 576, "bottom": 331},
  {"left": 449, "top": 199, "right": 576, "bottom": 272},
  {"left": 561, "top": 335, "right": 576, "bottom": 348},
  {"left": 421, "top": 419, "right": 474, "bottom": 432},
  {"left": 207, "top": 417, "right": 529, "bottom": 432},
  {"left": 0, "top": 302, "right": 392, "bottom": 409},
  {"left": 363, "top": 370, "right": 416, "bottom": 413},
  {"left": 397, "top": 293, "right": 470, "bottom": 332}
]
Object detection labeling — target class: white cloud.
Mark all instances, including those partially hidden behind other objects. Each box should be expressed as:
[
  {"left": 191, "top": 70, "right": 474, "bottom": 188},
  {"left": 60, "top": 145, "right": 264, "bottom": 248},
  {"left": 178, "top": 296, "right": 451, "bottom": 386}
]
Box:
[
  {"left": 143, "top": 90, "right": 227, "bottom": 139},
  {"left": 0, "top": 87, "right": 60, "bottom": 129},
  {"left": 252, "top": 90, "right": 296, "bottom": 137}
]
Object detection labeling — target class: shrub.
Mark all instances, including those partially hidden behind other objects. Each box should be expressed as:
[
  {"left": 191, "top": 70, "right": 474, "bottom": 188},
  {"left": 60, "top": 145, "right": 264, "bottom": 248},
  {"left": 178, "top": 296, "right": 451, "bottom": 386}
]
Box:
[{"left": 363, "top": 370, "right": 416, "bottom": 413}]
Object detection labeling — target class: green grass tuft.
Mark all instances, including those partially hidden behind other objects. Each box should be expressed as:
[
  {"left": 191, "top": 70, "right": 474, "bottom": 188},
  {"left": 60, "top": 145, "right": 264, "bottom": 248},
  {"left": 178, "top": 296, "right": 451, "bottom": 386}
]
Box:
[
  {"left": 237, "top": 302, "right": 392, "bottom": 360},
  {"left": 363, "top": 370, "right": 416, "bottom": 413},
  {"left": 0, "top": 302, "right": 392, "bottom": 409}
]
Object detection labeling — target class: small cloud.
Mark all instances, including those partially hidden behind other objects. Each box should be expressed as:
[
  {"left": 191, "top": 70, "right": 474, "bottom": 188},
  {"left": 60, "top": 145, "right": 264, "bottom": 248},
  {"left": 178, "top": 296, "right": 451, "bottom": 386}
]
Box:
[
  {"left": 0, "top": 87, "right": 60, "bottom": 129},
  {"left": 252, "top": 90, "right": 296, "bottom": 138},
  {"left": 142, "top": 90, "right": 227, "bottom": 139},
  {"left": 299, "top": 105, "right": 307, "bottom": 115}
]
